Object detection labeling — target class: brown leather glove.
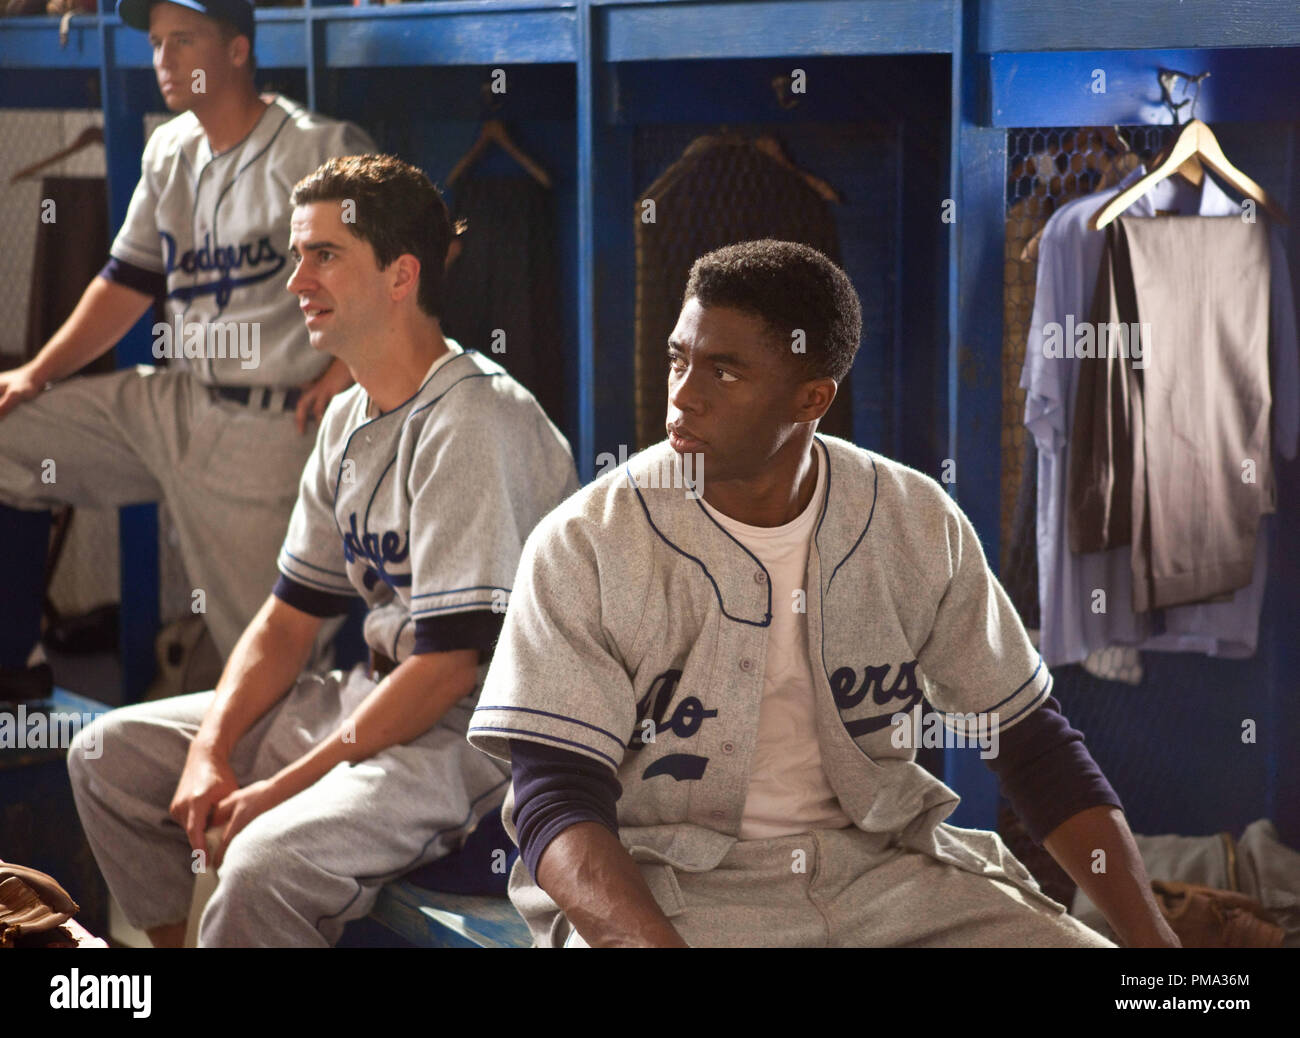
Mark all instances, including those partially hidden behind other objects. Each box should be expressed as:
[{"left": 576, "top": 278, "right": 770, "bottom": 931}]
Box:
[
  {"left": 0, "top": 864, "right": 80, "bottom": 948},
  {"left": 1152, "top": 879, "right": 1284, "bottom": 949}
]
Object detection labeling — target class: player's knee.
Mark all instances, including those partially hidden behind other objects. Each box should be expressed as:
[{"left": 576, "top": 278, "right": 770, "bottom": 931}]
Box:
[
  {"left": 66, "top": 714, "right": 114, "bottom": 789},
  {"left": 200, "top": 829, "right": 318, "bottom": 946}
]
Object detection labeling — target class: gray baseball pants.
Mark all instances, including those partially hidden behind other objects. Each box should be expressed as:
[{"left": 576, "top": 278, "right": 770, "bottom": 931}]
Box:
[
  {"left": 537, "top": 827, "right": 1116, "bottom": 948},
  {"left": 0, "top": 364, "right": 319, "bottom": 660},
  {"left": 67, "top": 664, "right": 510, "bottom": 947}
]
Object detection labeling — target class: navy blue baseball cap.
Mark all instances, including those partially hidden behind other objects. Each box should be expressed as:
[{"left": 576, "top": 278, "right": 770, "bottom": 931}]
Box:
[{"left": 117, "top": 0, "right": 255, "bottom": 44}]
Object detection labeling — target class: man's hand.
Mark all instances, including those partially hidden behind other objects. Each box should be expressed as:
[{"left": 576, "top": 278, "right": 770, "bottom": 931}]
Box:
[
  {"left": 169, "top": 740, "right": 239, "bottom": 863},
  {"left": 0, "top": 362, "right": 46, "bottom": 420},
  {"left": 210, "top": 778, "right": 290, "bottom": 867},
  {"left": 294, "top": 357, "right": 354, "bottom": 435}
]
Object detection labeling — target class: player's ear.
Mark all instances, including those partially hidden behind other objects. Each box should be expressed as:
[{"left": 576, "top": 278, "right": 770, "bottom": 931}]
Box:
[
  {"left": 794, "top": 376, "right": 837, "bottom": 424},
  {"left": 226, "top": 32, "right": 251, "bottom": 72},
  {"left": 389, "top": 254, "right": 422, "bottom": 304}
]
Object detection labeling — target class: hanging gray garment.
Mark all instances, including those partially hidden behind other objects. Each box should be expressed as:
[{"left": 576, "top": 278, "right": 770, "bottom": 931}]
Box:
[{"left": 1067, "top": 216, "right": 1274, "bottom": 612}]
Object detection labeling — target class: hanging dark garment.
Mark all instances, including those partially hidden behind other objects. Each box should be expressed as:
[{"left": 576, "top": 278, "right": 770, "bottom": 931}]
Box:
[
  {"left": 633, "top": 133, "right": 849, "bottom": 450},
  {"left": 1004, "top": 432, "right": 1042, "bottom": 629},
  {"left": 25, "top": 176, "right": 116, "bottom": 373},
  {"left": 441, "top": 174, "right": 566, "bottom": 430}
]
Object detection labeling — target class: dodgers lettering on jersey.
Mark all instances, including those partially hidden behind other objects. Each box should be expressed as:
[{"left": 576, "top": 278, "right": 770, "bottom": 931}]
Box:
[
  {"left": 276, "top": 347, "right": 579, "bottom": 704},
  {"left": 161, "top": 231, "right": 287, "bottom": 310},
  {"left": 470, "top": 437, "right": 1052, "bottom": 887},
  {"left": 110, "top": 93, "right": 375, "bottom": 389}
]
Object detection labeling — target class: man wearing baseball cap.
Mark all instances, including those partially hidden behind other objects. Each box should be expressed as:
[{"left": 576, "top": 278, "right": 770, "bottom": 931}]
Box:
[{"left": 0, "top": 0, "right": 374, "bottom": 722}]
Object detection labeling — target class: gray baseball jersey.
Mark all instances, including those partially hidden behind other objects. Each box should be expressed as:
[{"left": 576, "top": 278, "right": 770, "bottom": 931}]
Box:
[
  {"left": 468, "top": 435, "right": 1054, "bottom": 914},
  {"left": 110, "top": 93, "right": 374, "bottom": 388},
  {"left": 275, "top": 345, "right": 579, "bottom": 732}
]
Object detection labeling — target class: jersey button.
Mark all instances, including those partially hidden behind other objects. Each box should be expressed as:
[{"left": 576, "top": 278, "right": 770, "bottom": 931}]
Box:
[
  {"left": 739, "top": 657, "right": 752, "bottom": 672},
  {"left": 753, "top": 570, "right": 766, "bottom": 584},
  {"left": 721, "top": 741, "right": 735, "bottom": 754}
]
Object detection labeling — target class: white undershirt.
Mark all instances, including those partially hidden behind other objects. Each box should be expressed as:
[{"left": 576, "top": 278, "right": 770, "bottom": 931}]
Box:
[
  {"left": 701, "top": 442, "right": 854, "bottom": 840},
  {"left": 364, "top": 340, "right": 463, "bottom": 419}
]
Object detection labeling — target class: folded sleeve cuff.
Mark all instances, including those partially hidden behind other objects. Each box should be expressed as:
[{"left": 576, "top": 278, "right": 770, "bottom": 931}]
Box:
[
  {"left": 272, "top": 572, "right": 355, "bottom": 618},
  {"left": 469, "top": 710, "right": 627, "bottom": 771},
  {"left": 99, "top": 256, "right": 166, "bottom": 299},
  {"left": 413, "top": 609, "right": 504, "bottom": 656}
]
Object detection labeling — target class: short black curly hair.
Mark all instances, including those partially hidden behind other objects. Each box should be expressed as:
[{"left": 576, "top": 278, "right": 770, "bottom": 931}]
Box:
[{"left": 682, "top": 239, "right": 862, "bottom": 384}]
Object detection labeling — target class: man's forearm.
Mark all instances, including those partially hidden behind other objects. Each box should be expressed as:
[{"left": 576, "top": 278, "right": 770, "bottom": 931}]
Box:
[
  {"left": 269, "top": 648, "right": 479, "bottom": 802},
  {"left": 196, "top": 596, "right": 320, "bottom": 758},
  {"left": 1042, "top": 804, "right": 1179, "bottom": 947},
  {"left": 31, "top": 275, "right": 154, "bottom": 384},
  {"left": 535, "top": 821, "right": 688, "bottom": 948}
]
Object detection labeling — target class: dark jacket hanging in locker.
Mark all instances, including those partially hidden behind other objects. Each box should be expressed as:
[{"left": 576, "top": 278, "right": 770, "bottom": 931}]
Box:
[
  {"left": 440, "top": 174, "right": 566, "bottom": 431},
  {"left": 633, "top": 133, "right": 850, "bottom": 450},
  {"left": 24, "top": 176, "right": 116, "bottom": 374}
]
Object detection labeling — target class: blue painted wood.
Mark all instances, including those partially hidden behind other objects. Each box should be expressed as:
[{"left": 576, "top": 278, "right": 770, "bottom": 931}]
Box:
[
  {"left": 575, "top": 0, "right": 598, "bottom": 481},
  {"left": 981, "top": 0, "right": 1300, "bottom": 53},
  {"left": 101, "top": 27, "right": 161, "bottom": 703},
  {"left": 0, "top": 14, "right": 101, "bottom": 68},
  {"left": 944, "top": 0, "right": 1002, "bottom": 831},
  {"left": 988, "top": 49, "right": 1300, "bottom": 128},
  {"left": 369, "top": 883, "right": 532, "bottom": 948},
  {"left": 600, "top": 0, "right": 955, "bottom": 62},
  {"left": 322, "top": 6, "right": 577, "bottom": 67},
  {"left": 109, "top": 14, "right": 308, "bottom": 70}
]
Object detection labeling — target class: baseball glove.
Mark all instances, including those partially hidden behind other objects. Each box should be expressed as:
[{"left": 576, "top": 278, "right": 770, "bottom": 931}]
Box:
[
  {"left": 1152, "top": 879, "right": 1284, "bottom": 948},
  {"left": 0, "top": 863, "right": 80, "bottom": 949}
]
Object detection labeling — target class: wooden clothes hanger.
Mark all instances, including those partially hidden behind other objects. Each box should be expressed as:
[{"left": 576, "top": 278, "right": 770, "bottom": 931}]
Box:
[
  {"left": 445, "top": 119, "right": 551, "bottom": 190},
  {"left": 1091, "top": 118, "right": 1287, "bottom": 230},
  {"left": 8, "top": 126, "right": 103, "bottom": 185}
]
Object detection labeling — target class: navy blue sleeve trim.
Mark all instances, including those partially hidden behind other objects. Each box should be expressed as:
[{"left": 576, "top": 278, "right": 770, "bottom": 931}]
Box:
[
  {"left": 985, "top": 696, "right": 1124, "bottom": 845},
  {"left": 511, "top": 738, "right": 622, "bottom": 882},
  {"left": 413, "top": 609, "right": 504, "bottom": 656},
  {"left": 272, "top": 572, "right": 355, "bottom": 618},
  {"left": 99, "top": 256, "right": 165, "bottom": 299}
]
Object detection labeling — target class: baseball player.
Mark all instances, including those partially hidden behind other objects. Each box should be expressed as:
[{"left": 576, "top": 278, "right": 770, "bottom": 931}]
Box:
[
  {"left": 67, "top": 153, "right": 579, "bottom": 947},
  {"left": 0, "top": 0, "right": 374, "bottom": 696},
  {"left": 468, "top": 240, "right": 1179, "bottom": 948}
]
